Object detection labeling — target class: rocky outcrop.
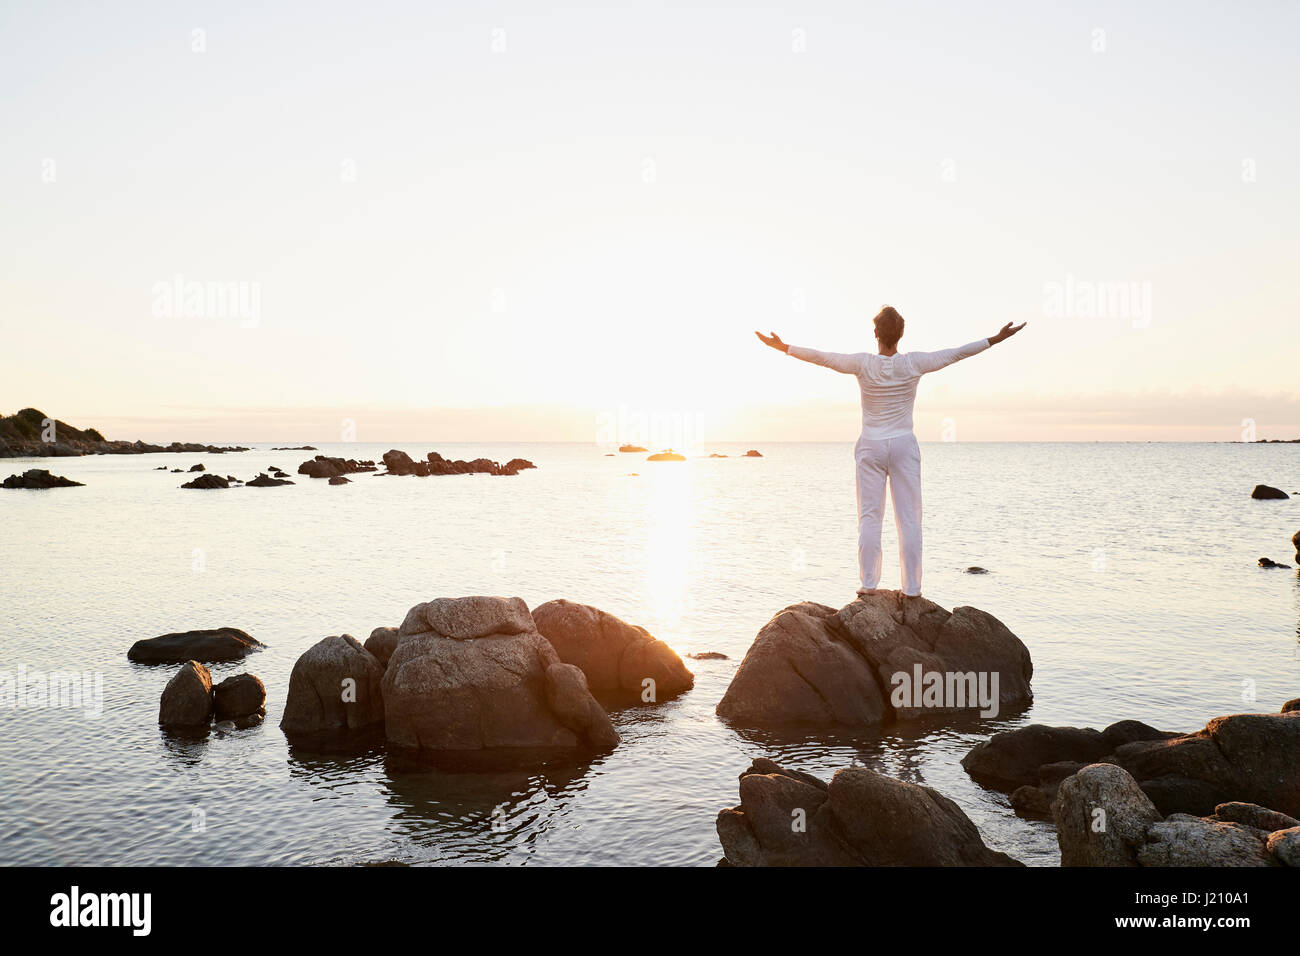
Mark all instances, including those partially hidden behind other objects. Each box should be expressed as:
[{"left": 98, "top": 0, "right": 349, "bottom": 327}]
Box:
[
  {"left": 2, "top": 469, "right": 84, "bottom": 488},
  {"left": 380, "top": 450, "right": 537, "bottom": 477},
  {"left": 1259, "top": 557, "right": 1290, "bottom": 568},
  {"left": 158, "top": 661, "right": 214, "bottom": 727},
  {"left": 618, "top": 444, "right": 647, "bottom": 453},
  {"left": 742, "top": 449, "right": 762, "bottom": 457},
  {"left": 716, "top": 758, "right": 1021, "bottom": 866},
  {"left": 1293, "top": 528, "right": 1300, "bottom": 565},
  {"left": 181, "top": 473, "right": 229, "bottom": 489},
  {"left": 296, "top": 455, "right": 377, "bottom": 479},
  {"left": 531, "top": 599, "right": 693, "bottom": 700},
  {"left": 213, "top": 673, "right": 266, "bottom": 726},
  {"left": 328, "top": 476, "right": 350, "bottom": 485},
  {"left": 1251, "top": 484, "right": 1289, "bottom": 499},
  {"left": 1053, "top": 763, "right": 1294, "bottom": 866},
  {"left": 382, "top": 596, "right": 618, "bottom": 755},
  {"left": 280, "top": 634, "right": 386, "bottom": 737},
  {"left": 0, "top": 408, "right": 248, "bottom": 457},
  {"left": 646, "top": 449, "right": 685, "bottom": 461},
  {"left": 716, "top": 591, "right": 1032, "bottom": 726},
  {"left": 128, "top": 627, "right": 265, "bottom": 664},
  {"left": 965, "top": 706, "right": 1300, "bottom": 818},
  {"left": 188, "top": 463, "right": 205, "bottom": 472}
]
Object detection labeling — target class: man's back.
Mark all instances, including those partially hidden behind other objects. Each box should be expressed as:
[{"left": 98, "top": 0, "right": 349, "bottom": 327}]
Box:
[{"left": 787, "top": 339, "right": 990, "bottom": 440}]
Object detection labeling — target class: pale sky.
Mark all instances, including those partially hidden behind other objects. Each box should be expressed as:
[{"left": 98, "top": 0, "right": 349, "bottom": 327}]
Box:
[{"left": 3, "top": 1, "right": 1298, "bottom": 443}]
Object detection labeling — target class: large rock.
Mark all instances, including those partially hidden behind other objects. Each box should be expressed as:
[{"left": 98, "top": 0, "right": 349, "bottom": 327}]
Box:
[
  {"left": 1137, "top": 814, "right": 1276, "bottom": 867},
  {"left": 716, "top": 603, "right": 888, "bottom": 725},
  {"left": 158, "top": 661, "right": 213, "bottom": 727},
  {"left": 716, "top": 758, "right": 1021, "bottom": 866},
  {"left": 280, "top": 634, "right": 385, "bottom": 736},
  {"left": 382, "top": 596, "right": 618, "bottom": 754},
  {"left": 128, "top": 627, "right": 265, "bottom": 664},
  {"left": 1293, "top": 528, "right": 1300, "bottom": 565},
  {"left": 717, "top": 591, "right": 1031, "bottom": 727},
  {"left": 213, "top": 673, "right": 266, "bottom": 725},
  {"left": 531, "top": 599, "right": 693, "bottom": 699},
  {"left": 1052, "top": 764, "right": 1163, "bottom": 866}
]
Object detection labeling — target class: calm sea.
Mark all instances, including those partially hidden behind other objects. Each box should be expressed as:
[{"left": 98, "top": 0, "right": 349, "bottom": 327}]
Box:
[{"left": 1, "top": 441, "right": 1297, "bottom": 866}]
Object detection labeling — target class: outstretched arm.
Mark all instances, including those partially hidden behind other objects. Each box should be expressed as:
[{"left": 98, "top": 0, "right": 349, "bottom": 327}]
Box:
[
  {"left": 754, "top": 331, "right": 863, "bottom": 374},
  {"left": 910, "top": 321, "right": 1026, "bottom": 374}
]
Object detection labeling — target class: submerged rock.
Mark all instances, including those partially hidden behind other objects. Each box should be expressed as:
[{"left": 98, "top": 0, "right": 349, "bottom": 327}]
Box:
[
  {"left": 158, "top": 661, "right": 214, "bottom": 727},
  {"left": 2, "top": 469, "right": 84, "bottom": 489},
  {"left": 717, "top": 591, "right": 1032, "bottom": 726},
  {"left": 1258, "top": 557, "right": 1290, "bottom": 568},
  {"left": 328, "top": 475, "right": 350, "bottom": 485},
  {"left": 1251, "top": 484, "right": 1289, "bottom": 499},
  {"left": 716, "top": 758, "right": 1021, "bottom": 866},
  {"left": 531, "top": 599, "right": 693, "bottom": 700},
  {"left": 382, "top": 596, "right": 618, "bottom": 755},
  {"left": 188, "top": 463, "right": 205, "bottom": 472},
  {"left": 742, "top": 449, "right": 763, "bottom": 457},
  {"left": 646, "top": 449, "right": 685, "bottom": 461},
  {"left": 618, "top": 444, "right": 648, "bottom": 453},
  {"left": 280, "top": 634, "right": 385, "bottom": 737},
  {"left": 128, "top": 627, "right": 265, "bottom": 664}
]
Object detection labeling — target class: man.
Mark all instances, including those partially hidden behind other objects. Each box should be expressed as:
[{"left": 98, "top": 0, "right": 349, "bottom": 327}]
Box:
[{"left": 756, "top": 306, "right": 1025, "bottom": 599}]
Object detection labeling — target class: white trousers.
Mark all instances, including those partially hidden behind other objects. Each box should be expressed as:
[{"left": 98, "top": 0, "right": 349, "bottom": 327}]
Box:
[{"left": 855, "top": 432, "right": 923, "bottom": 596}]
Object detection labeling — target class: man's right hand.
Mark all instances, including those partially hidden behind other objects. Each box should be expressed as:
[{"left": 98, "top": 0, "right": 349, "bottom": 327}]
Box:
[{"left": 755, "top": 330, "right": 789, "bottom": 353}]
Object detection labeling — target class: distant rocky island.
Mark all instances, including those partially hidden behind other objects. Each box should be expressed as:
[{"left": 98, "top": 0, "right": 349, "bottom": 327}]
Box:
[{"left": 0, "top": 408, "right": 248, "bottom": 458}]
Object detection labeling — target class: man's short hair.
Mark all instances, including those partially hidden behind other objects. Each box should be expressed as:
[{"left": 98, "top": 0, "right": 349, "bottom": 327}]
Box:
[{"left": 874, "top": 306, "right": 905, "bottom": 348}]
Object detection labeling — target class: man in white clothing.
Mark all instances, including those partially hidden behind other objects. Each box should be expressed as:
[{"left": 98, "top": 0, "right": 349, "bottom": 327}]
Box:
[{"left": 756, "top": 306, "right": 1025, "bottom": 599}]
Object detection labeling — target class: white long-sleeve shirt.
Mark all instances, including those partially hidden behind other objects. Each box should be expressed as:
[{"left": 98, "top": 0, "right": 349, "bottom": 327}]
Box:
[{"left": 787, "top": 338, "right": 991, "bottom": 440}]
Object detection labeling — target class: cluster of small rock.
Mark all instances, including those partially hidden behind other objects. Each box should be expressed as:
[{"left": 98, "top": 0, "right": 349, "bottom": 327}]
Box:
[{"left": 379, "top": 449, "right": 536, "bottom": 477}]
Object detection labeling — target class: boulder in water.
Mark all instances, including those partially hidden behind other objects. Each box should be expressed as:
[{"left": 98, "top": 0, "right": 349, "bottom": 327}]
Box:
[
  {"left": 717, "top": 591, "right": 1032, "bottom": 726},
  {"left": 213, "top": 673, "right": 266, "bottom": 726},
  {"left": 280, "top": 634, "right": 385, "bottom": 737},
  {"left": 716, "top": 758, "right": 1021, "bottom": 866},
  {"left": 128, "top": 627, "right": 265, "bottom": 664},
  {"left": 531, "top": 599, "right": 693, "bottom": 700},
  {"left": 382, "top": 596, "right": 618, "bottom": 755},
  {"left": 1251, "top": 484, "right": 1289, "bottom": 499},
  {"left": 158, "top": 661, "right": 214, "bottom": 728}
]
